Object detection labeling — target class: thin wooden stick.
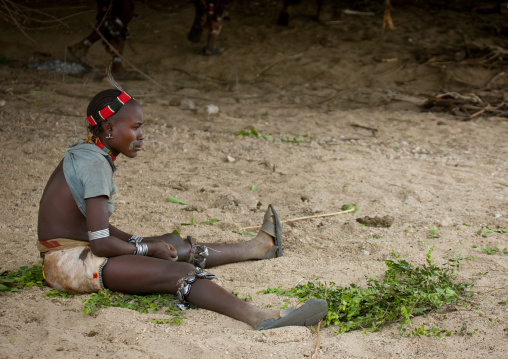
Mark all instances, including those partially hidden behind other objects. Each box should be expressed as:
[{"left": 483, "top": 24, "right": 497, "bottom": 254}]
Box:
[
  {"left": 237, "top": 208, "right": 355, "bottom": 231},
  {"left": 312, "top": 282, "right": 327, "bottom": 359},
  {"left": 311, "top": 318, "right": 323, "bottom": 359}
]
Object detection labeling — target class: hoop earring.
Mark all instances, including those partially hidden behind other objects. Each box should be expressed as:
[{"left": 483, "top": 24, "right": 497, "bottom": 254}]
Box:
[{"left": 106, "top": 133, "right": 113, "bottom": 139}]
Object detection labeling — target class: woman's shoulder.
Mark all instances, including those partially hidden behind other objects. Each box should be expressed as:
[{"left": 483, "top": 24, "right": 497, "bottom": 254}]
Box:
[{"left": 65, "top": 141, "right": 114, "bottom": 167}]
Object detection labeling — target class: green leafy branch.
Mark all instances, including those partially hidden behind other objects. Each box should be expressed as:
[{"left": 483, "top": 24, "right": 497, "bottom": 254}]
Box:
[{"left": 259, "top": 247, "right": 475, "bottom": 336}]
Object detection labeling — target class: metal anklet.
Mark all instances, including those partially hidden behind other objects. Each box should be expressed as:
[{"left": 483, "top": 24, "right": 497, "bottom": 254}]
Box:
[
  {"left": 185, "top": 236, "right": 209, "bottom": 269},
  {"left": 176, "top": 267, "right": 216, "bottom": 310}
]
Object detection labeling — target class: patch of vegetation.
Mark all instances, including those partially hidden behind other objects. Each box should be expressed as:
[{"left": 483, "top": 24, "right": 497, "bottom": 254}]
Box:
[
  {"left": 1, "top": 263, "right": 185, "bottom": 323},
  {"left": 82, "top": 290, "right": 184, "bottom": 322},
  {"left": 148, "top": 318, "right": 182, "bottom": 325},
  {"left": 472, "top": 245, "right": 508, "bottom": 255},
  {"left": 181, "top": 216, "right": 220, "bottom": 226},
  {"left": 427, "top": 225, "right": 440, "bottom": 239},
  {"left": 341, "top": 204, "right": 358, "bottom": 213},
  {"left": 259, "top": 247, "right": 475, "bottom": 336},
  {"left": 405, "top": 323, "right": 477, "bottom": 338},
  {"left": 199, "top": 218, "right": 220, "bottom": 225},
  {"left": 476, "top": 226, "right": 507, "bottom": 238},
  {"left": 0, "top": 263, "right": 45, "bottom": 293},
  {"left": 233, "top": 128, "right": 308, "bottom": 143}
]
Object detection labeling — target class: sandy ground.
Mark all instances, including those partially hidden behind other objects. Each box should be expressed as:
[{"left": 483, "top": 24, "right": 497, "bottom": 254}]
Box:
[{"left": 0, "top": 0, "right": 507, "bottom": 358}]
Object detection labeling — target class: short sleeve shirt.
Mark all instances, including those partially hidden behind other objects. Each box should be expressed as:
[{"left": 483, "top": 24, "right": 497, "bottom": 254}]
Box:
[{"left": 63, "top": 141, "right": 118, "bottom": 216}]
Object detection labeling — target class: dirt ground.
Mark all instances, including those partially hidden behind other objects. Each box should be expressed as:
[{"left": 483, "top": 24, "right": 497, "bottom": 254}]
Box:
[{"left": 0, "top": 0, "right": 507, "bottom": 358}]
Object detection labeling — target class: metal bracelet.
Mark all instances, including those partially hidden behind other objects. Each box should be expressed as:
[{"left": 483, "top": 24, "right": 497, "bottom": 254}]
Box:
[
  {"left": 88, "top": 228, "right": 110, "bottom": 241},
  {"left": 128, "top": 235, "right": 143, "bottom": 243},
  {"left": 133, "top": 242, "right": 148, "bottom": 256}
]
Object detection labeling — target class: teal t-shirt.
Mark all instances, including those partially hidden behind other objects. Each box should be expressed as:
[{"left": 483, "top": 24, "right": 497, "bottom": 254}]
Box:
[{"left": 63, "top": 141, "right": 118, "bottom": 217}]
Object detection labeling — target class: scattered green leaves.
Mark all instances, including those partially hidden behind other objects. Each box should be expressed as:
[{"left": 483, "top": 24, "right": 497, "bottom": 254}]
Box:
[
  {"left": 44, "top": 288, "right": 73, "bottom": 298},
  {"left": 233, "top": 128, "right": 308, "bottom": 143},
  {"left": 403, "top": 324, "right": 478, "bottom": 338},
  {"left": 232, "top": 291, "right": 252, "bottom": 302},
  {"left": 341, "top": 204, "right": 358, "bottom": 213},
  {"left": 475, "top": 246, "right": 508, "bottom": 255},
  {"left": 476, "top": 226, "right": 507, "bottom": 238},
  {"left": 167, "top": 196, "right": 187, "bottom": 205},
  {"left": 428, "top": 225, "right": 440, "bottom": 239},
  {"left": 199, "top": 218, "right": 220, "bottom": 225},
  {"left": 82, "top": 290, "right": 184, "bottom": 322},
  {"left": 233, "top": 230, "right": 257, "bottom": 237},
  {"left": 281, "top": 135, "right": 304, "bottom": 142},
  {"left": 181, "top": 217, "right": 220, "bottom": 226},
  {"left": 181, "top": 216, "right": 195, "bottom": 226},
  {"left": 259, "top": 247, "right": 474, "bottom": 335},
  {"left": 148, "top": 317, "right": 182, "bottom": 325}
]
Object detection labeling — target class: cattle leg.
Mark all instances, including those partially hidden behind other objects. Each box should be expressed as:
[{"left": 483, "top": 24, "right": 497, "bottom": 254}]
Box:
[
  {"left": 277, "top": 0, "right": 301, "bottom": 26},
  {"left": 188, "top": 0, "right": 205, "bottom": 43},
  {"left": 316, "top": 0, "right": 325, "bottom": 22},
  {"left": 202, "top": 1, "right": 229, "bottom": 56},
  {"left": 382, "top": 0, "right": 397, "bottom": 34}
]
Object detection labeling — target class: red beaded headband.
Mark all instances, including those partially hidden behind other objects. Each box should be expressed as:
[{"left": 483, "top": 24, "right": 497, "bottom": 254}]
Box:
[{"left": 86, "top": 91, "right": 132, "bottom": 127}]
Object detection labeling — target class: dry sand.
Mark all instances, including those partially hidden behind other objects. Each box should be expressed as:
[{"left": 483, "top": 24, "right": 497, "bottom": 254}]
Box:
[{"left": 0, "top": 1, "right": 507, "bottom": 358}]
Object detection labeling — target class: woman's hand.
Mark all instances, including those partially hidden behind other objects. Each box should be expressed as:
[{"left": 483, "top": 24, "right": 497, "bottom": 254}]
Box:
[{"left": 147, "top": 240, "right": 178, "bottom": 261}]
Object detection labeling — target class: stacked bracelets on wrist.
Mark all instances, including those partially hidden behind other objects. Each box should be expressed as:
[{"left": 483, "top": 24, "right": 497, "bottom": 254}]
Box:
[
  {"left": 133, "top": 241, "right": 148, "bottom": 256},
  {"left": 129, "top": 235, "right": 147, "bottom": 256}
]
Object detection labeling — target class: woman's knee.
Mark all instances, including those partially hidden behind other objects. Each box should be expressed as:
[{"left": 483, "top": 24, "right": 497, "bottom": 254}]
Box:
[
  {"left": 159, "top": 232, "right": 183, "bottom": 244},
  {"left": 159, "top": 233, "right": 190, "bottom": 254}
]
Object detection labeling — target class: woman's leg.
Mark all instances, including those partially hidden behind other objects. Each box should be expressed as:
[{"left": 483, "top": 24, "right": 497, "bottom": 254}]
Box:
[
  {"left": 101, "top": 256, "right": 279, "bottom": 327},
  {"left": 149, "top": 229, "right": 275, "bottom": 267},
  {"left": 147, "top": 205, "right": 280, "bottom": 268}
]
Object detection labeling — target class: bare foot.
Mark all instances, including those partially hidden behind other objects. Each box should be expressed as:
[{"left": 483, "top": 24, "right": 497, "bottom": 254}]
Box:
[{"left": 247, "top": 214, "right": 279, "bottom": 260}]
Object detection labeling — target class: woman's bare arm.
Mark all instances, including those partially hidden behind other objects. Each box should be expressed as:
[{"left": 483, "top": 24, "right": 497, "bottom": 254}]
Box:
[{"left": 86, "top": 196, "right": 177, "bottom": 260}]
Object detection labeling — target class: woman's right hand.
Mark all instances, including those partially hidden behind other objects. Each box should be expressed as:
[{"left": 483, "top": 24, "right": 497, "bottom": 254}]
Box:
[{"left": 147, "top": 240, "right": 178, "bottom": 261}]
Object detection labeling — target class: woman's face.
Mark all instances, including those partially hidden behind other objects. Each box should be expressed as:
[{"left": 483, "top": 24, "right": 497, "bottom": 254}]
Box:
[{"left": 107, "top": 101, "right": 144, "bottom": 158}]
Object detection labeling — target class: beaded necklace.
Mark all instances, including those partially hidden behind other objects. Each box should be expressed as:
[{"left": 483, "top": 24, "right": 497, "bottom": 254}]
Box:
[{"left": 86, "top": 135, "right": 116, "bottom": 161}]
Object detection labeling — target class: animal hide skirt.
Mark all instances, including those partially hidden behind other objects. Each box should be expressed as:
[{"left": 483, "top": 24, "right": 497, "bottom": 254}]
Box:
[{"left": 42, "top": 244, "right": 108, "bottom": 294}]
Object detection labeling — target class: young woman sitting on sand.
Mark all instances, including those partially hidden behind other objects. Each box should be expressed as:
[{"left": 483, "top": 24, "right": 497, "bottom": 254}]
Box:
[{"left": 36, "top": 74, "right": 327, "bottom": 330}]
